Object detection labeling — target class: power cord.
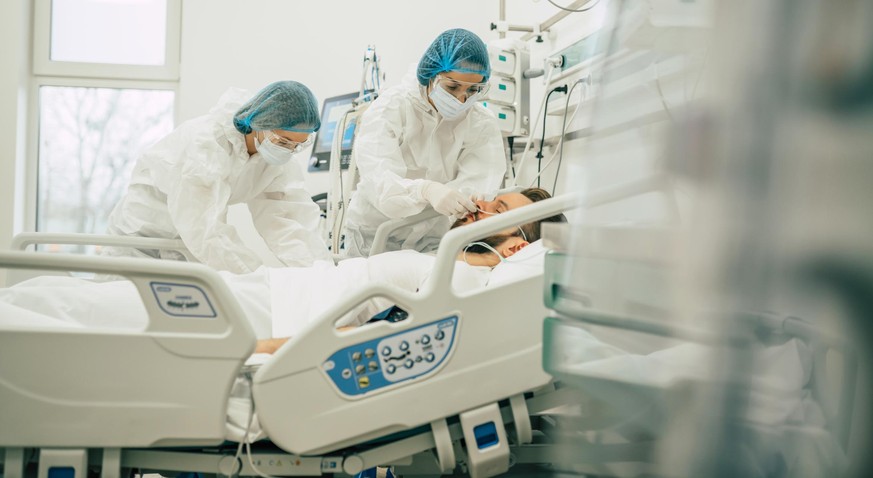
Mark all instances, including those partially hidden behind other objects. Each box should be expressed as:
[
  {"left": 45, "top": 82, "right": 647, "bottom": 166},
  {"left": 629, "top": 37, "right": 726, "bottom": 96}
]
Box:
[
  {"left": 511, "top": 63, "right": 561, "bottom": 187},
  {"left": 507, "top": 136, "right": 516, "bottom": 182},
  {"left": 536, "top": 85, "right": 569, "bottom": 188},
  {"left": 525, "top": 77, "right": 588, "bottom": 191},
  {"left": 553, "top": 77, "right": 589, "bottom": 194}
]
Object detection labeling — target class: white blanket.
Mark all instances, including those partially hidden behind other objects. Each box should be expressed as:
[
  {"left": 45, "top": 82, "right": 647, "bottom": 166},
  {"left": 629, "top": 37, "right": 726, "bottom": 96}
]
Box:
[{"left": 268, "top": 250, "right": 491, "bottom": 338}]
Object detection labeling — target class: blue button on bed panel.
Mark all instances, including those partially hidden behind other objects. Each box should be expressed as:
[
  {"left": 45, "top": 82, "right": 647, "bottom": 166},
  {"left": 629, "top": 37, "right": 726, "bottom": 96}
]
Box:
[
  {"left": 499, "top": 84, "right": 507, "bottom": 91},
  {"left": 473, "top": 422, "right": 499, "bottom": 449},
  {"left": 48, "top": 467, "right": 76, "bottom": 478},
  {"left": 322, "top": 316, "right": 459, "bottom": 397}
]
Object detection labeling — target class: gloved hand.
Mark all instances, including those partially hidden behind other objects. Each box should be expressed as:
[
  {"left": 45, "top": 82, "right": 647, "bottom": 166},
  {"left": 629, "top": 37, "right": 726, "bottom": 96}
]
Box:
[{"left": 420, "top": 181, "right": 477, "bottom": 217}]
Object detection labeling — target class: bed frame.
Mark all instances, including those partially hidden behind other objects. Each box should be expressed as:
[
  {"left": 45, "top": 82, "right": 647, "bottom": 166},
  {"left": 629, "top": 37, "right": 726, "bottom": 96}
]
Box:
[{"left": 0, "top": 194, "right": 589, "bottom": 478}]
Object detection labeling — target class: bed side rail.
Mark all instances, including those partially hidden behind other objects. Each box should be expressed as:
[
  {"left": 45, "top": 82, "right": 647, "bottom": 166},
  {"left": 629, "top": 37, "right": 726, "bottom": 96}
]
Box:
[
  {"left": 10, "top": 232, "right": 194, "bottom": 259},
  {"left": 0, "top": 251, "right": 254, "bottom": 358},
  {"left": 0, "top": 251, "right": 256, "bottom": 448},
  {"left": 421, "top": 193, "right": 582, "bottom": 296}
]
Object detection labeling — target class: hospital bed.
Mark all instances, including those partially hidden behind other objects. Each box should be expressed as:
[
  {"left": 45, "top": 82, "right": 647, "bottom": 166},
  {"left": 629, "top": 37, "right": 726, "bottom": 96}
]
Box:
[
  {"left": 1, "top": 191, "right": 591, "bottom": 478},
  {"left": 9, "top": 174, "right": 793, "bottom": 477}
]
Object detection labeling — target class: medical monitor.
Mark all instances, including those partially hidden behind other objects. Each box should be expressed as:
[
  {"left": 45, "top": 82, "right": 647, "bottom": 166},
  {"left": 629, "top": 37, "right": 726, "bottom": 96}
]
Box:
[{"left": 308, "top": 91, "right": 362, "bottom": 172}]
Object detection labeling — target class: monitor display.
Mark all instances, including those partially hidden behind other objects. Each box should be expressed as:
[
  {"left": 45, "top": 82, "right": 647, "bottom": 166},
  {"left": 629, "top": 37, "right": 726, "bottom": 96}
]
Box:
[{"left": 308, "top": 91, "right": 362, "bottom": 172}]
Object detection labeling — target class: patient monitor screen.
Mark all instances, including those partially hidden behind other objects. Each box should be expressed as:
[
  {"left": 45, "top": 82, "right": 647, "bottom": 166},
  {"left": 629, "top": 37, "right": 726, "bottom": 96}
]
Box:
[{"left": 308, "top": 92, "right": 359, "bottom": 172}]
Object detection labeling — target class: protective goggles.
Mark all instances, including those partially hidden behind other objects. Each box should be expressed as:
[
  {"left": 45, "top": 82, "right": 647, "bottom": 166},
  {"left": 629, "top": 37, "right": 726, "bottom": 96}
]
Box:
[
  {"left": 262, "top": 130, "right": 313, "bottom": 153},
  {"left": 433, "top": 75, "right": 491, "bottom": 100}
]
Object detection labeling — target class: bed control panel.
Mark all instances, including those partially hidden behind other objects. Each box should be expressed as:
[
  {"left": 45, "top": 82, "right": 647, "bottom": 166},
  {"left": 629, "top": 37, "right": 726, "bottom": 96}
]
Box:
[
  {"left": 322, "top": 316, "right": 459, "bottom": 397},
  {"left": 149, "top": 281, "right": 217, "bottom": 318}
]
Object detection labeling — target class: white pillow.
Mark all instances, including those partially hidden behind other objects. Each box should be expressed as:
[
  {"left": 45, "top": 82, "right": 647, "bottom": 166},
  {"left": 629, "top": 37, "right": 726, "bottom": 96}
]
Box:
[{"left": 486, "top": 240, "right": 547, "bottom": 287}]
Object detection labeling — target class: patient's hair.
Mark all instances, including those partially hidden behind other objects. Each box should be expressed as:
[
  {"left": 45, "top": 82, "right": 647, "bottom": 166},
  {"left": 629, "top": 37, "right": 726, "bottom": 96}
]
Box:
[{"left": 518, "top": 187, "right": 568, "bottom": 243}]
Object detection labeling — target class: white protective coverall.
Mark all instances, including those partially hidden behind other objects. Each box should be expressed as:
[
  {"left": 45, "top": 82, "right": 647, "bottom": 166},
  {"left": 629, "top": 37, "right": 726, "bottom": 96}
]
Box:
[
  {"left": 105, "top": 88, "right": 330, "bottom": 273},
  {"left": 342, "top": 70, "right": 506, "bottom": 257}
]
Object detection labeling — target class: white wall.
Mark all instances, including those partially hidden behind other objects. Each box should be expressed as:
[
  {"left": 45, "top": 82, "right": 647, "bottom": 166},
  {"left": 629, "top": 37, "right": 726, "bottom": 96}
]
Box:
[
  {"left": 179, "top": 0, "right": 500, "bottom": 197},
  {"left": 176, "top": 0, "right": 500, "bottom": 262},
  {"left": 0, "top": 0, "right": 31, "bottom": 284},
  {"left": 502, "top": 0, "right": 688, "bottom": 226},
  {"left": 3, "top": 0, "right": 616, "bottom": 265}
]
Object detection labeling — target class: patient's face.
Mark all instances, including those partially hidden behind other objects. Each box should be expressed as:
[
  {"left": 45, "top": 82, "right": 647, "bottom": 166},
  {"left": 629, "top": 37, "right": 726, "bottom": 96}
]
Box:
[{"left": 451, "top": 192, "right": 533, "bottom": 229}]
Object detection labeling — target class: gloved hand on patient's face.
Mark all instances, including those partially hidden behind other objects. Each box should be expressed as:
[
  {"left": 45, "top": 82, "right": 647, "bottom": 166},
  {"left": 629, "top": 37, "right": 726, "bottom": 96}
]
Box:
[{"left": 420, "top": 181, "right": 477, "bottom": 217}]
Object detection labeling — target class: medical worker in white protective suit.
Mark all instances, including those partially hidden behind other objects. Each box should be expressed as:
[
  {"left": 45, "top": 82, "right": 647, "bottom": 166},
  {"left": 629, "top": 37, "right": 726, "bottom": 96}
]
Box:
[
  {"left": 343, "top": 28, "right": 506, "bottom": 257},
  {"left": 104, "top": 81, "right": 330, "bottom": 273}
]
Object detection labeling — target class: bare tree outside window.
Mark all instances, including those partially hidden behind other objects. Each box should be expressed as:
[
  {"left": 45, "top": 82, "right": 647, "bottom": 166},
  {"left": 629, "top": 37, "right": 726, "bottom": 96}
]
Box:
[{"left": 37, "top": 86, "right": 174, "bottom": 251}]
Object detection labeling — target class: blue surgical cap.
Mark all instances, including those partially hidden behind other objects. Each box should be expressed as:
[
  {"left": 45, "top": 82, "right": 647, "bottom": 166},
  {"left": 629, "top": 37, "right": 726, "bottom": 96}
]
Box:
[
  {"left": 233, "top": 81, "right": 321, "bottom": 134},
  {"left": 416, "top": 29, "right": 491, "bottom": 85}
]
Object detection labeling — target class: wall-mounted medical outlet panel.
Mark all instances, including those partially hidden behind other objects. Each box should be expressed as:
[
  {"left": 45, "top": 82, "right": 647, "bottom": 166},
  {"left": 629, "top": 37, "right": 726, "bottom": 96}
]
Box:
[{"left": 485, "top": 42, "right": 530, "bottom": 137}]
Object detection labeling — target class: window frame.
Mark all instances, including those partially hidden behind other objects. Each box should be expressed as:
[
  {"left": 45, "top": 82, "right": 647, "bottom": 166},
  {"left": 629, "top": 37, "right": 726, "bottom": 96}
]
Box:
[
  {"left": 26, "top": 0, "right": 181, "bottom": 234},
  {"left": 32, "top": 0, "right": 182, "bottom": 81}
]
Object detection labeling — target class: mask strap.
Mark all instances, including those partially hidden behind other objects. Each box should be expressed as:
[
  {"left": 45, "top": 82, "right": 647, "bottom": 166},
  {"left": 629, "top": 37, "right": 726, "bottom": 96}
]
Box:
[{"left": 462, "top": 242, "right": 505, "bottom": 266}]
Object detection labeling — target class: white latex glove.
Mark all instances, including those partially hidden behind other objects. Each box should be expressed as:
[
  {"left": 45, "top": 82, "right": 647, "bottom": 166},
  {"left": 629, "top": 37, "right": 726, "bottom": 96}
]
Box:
[{"left": 420, "top": 181, "right": 477, "bottom": 217}]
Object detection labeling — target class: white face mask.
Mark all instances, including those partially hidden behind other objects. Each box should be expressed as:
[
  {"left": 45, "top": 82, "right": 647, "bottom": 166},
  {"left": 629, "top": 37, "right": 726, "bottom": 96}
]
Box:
[
  {"left": 255, "top": 133, "right": 295, "bottom": 166},
  {"left": 429, "top": 84, "right": 477, "bottom": 120}
]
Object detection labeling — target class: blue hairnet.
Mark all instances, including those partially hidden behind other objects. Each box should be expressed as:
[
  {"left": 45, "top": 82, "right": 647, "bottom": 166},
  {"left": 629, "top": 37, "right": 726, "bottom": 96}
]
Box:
[
  {"left": 416, "top": 29, "right": 491, "bottom": 85},
  {"left": 233, "top": 81, "right": 321, "bottom": 134}
]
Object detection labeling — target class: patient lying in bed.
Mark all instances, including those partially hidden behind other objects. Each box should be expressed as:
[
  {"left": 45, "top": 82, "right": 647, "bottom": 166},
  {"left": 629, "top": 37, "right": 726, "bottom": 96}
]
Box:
[{"left": 0, "top": 189, "right": 567, "bottom": 353}]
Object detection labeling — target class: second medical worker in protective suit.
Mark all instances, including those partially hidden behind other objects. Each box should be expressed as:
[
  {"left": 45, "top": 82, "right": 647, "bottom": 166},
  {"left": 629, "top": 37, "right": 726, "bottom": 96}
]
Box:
[
  {"left": 343, "top": 28, "right": 506, "bottom": 257},
  {"left": 105, "top": 81, "right": 330, "bottom": 273}
]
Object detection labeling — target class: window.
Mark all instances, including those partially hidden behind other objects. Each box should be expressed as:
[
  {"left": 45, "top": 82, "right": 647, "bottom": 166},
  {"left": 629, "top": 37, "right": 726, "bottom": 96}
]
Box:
[
  {"left": 50, "top": 0, "right": 168, "bottom": 66},
  {"left": 33, "top": 0, "right": 181, "bottom": 80},
  {"left": 29, "top": 0, "right": 181, "bottom": 242},
  {"left": 37, "top": 86, "right": 174, "bottom": 235}
]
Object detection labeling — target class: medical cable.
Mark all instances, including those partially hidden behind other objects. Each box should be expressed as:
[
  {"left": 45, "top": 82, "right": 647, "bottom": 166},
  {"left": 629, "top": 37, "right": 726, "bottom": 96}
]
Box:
[
  {"left": 462, "top": 228, "right": 543, "bottom": 266},
  {"left": 330, "top": 107, "right": 357, "bottom": 252},
  {"left": 536, "top": 85, "right": 568, "bottom": 187},
  {"left": 547, "top": 0, "right": 601, "bottom": 13},
  {"left": 226, "top": 375, "right": 252, "bottom": 478},
  {"left": 225, "top": 373, "right": 278, "bottom": 478},
  {"left": 507, "top": 136, "right": 516, "bottom": 183},
  {"left": 525, "top": 78, "right": 586, "bottom": 190},
  {"left": 462, "top": 241, "right": 505, "bottom": 265},
  {"left": 245, "top": 440, "right": 277, "bottom": 478},
  {"left": 511, "top": 65, "right": 559, "bottom": 187},
  {"left": 552, "top": 77, "right": 589, "bottom": 194}
]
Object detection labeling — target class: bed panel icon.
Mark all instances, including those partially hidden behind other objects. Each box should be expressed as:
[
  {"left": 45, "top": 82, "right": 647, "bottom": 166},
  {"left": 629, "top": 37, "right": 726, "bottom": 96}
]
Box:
[
  {"left": 149, "top": 281, "right": 217, "bottom": 318},
  {"left": 322, "top": 316, "right": 458, "bottom": 397}
]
